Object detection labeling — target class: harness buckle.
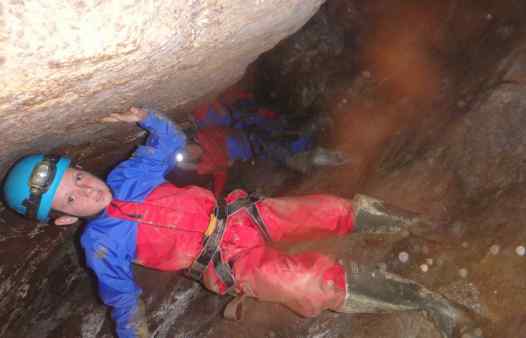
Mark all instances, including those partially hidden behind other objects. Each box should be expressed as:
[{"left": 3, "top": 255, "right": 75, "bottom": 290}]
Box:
[
  {"left": 204, "top": 213, "right": 218, "bottom": 237},
  {"left": 187, "top": 205, "right": 236, "bottom": 293}
]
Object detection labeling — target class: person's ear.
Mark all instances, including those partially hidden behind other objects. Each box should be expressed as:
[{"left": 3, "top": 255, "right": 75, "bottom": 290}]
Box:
[{"left": 54, "top": 215, "right": 79, "bottom": 226}]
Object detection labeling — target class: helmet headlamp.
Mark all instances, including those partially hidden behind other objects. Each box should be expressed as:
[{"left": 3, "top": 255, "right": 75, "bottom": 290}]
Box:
[
  {"left": 175, "top": 152, "right": 184, "bottom": 163},
  {"left": 174, "top": 147, "right": 201, "bottom": 171},
  {"left": 24, "top": 155, "right": 60, "bottom": 219}
]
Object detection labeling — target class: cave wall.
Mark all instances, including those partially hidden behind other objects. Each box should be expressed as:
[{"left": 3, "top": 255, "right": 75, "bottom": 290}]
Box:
[
  {"left": 0, "top": 0, "right": 324, "bottom": 170},
  {"left": 3, "top": 1, "right": 526, "bottom": 337}
]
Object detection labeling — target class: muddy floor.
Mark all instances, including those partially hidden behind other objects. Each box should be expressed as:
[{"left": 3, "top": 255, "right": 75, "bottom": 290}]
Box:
[{"left": 1, "top": 0, "right": 526, "bottom": 337}]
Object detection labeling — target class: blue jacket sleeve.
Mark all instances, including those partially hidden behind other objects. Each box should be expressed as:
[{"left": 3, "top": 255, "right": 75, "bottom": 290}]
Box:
[
  {"left": 137, "top": 110, "right": 186, "bottom": 165},
  {"left": 81, "top": 219, "right": 143, "bottom": 338},
  {"left": 107, "top": 110, "right": 187, "bottom": 200}
]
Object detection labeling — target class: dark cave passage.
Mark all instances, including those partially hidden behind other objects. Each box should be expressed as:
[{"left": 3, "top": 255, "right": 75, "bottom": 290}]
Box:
[{"left": 2, "top": 1, "right": 526, "bottom": 337}]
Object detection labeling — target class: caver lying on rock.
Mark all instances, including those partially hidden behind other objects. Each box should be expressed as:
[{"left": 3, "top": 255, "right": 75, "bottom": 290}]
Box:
[
  {"left": 3, "top": 107, "right": 483, "bottom": 338},
  {"left": 177, "top": 89, "right": 349, "bottom": 197}
]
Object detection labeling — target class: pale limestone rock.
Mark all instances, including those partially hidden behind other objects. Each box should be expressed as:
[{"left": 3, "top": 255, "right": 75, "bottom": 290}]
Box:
[{"left": 0, "top": 0, "right": 324, "bottom": 169}]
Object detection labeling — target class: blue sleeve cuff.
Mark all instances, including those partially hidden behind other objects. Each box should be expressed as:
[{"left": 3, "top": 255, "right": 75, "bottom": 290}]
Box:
[
  {"left": 137, "top": 110, "right": 187, "bottom": 159},
  {"left": 138, "top": 110, "right": 159, "bottom": 130}
]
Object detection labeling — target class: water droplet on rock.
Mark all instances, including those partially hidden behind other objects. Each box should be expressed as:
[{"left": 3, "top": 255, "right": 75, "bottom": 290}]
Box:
[
  {"left": 361, "top": 70, "right": 371, "bottom": 79},
  {"left": 489, "top": 244, "right": 500, "bottom": 255},
  {"left": 398, "top": 251, "right": 409, "bottom": 263},
  {"left": 458, "top": 268, "right": 468, "bottom": 278}
]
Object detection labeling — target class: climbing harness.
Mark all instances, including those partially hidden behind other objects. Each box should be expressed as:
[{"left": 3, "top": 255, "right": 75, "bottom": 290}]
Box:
[
  {"left": 187, "top": 194, "right": 271, "bottom": 292},
  {"left": 225, "top": 194, "right": 271, "bottom": 242}
]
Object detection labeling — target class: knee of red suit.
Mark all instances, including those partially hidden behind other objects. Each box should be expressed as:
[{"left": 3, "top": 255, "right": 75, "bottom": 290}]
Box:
[{"left": 231, "top": 249, "right": 347, "bottom": 317}]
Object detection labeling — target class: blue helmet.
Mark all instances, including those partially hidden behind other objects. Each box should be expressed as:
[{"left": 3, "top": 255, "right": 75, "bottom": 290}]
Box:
[{"left": 3, "top": 154, "right": 71, "bottom": 222}]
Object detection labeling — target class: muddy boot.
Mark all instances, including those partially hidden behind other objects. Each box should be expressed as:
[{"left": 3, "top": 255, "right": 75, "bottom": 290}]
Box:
[
  {"left": 351, "top": 194, "right": 437, "bottom": 235},
  {"left": 338, "top": 263, "right": 482, "bottom": 338},
  {"left": 286, "top": 147, "right": 351, "bottom": 174}
]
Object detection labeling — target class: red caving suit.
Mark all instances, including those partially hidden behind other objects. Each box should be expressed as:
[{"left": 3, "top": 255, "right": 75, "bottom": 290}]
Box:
[{"left": 81, "top": 111, "right": 353, "bottom": 338}]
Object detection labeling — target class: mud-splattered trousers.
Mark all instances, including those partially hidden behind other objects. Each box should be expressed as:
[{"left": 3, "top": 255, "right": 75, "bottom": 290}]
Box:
[{"left": 81, "top": 111, "right": 353, "bottom": 338}]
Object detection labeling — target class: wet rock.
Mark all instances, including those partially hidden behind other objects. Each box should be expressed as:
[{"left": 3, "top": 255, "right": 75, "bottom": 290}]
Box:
[
  {"left": 497, "top": 25, "right": 515, "bottom": 40},
  {"left": 3, "top": 1, "right": 526, "bottom": 338},
  {"left": 420, "top": 264, "right": 429, "bottom": 272},
  {"left": 2, "top": 237, "right": 230, "bottom": 338},
  {"left": 489, "top": 244, "right": 500, "bottom": 255},
  {"left": 256, "top": 2, "right": 350, "bottom": 114},
  {"left": 361, "top": 70, "right": 372, "bottom": 79},
  {"left": 422, "top": 245, "right": 430, "bottom": 255},
  {"left": 445, "top": 45, "right": 526, "bottom": 201},
  {"left": 0, "top": 0, "right": 325, "bottom": 170},
  {"left": 450, "top": 223, "right": 466, "bottom": 238},
  {"left": 377, "top": 262, "right": 388, "bottom": 272},
  {"left": 438, "top": 280, "right": 485, "bottom": 316}
]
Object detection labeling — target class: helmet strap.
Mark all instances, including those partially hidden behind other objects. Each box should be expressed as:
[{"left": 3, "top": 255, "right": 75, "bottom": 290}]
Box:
[{"left": 23, "top": 193, "right": 42, "bottom": 219}]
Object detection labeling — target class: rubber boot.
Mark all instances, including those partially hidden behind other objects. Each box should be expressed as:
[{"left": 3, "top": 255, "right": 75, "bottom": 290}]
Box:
[
  {"left": 285, "top": 147, "right": 351, "bottom": 174},
  {"left": 351, "top": 194, "right": 437, "bottom": 235},
  {"left": 339, "top": 263, "right": 483, "bottom": 338}
]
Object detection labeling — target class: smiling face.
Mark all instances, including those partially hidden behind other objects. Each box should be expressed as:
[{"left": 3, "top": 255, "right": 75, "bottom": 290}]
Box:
[{"left": 51, "top": 168, "right": 112, "bottom": 217}]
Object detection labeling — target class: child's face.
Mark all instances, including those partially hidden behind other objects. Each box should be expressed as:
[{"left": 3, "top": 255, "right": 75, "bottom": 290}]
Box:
[{"left": 52, "top": 168, "right": 112, "bottom": 217}]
